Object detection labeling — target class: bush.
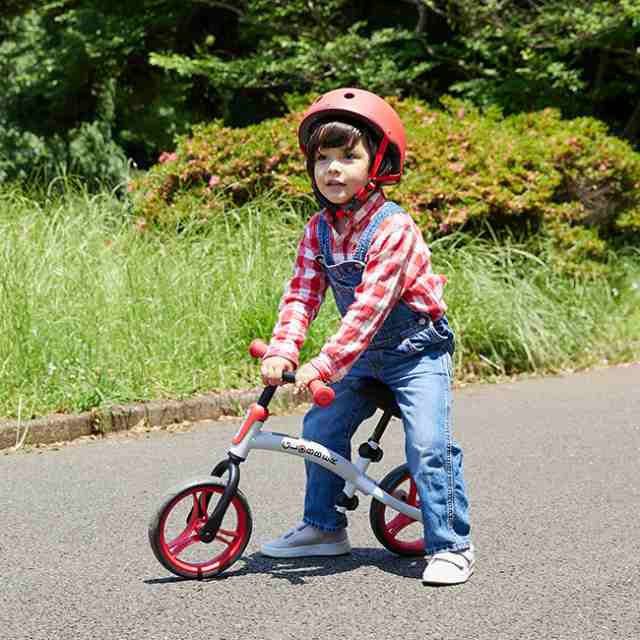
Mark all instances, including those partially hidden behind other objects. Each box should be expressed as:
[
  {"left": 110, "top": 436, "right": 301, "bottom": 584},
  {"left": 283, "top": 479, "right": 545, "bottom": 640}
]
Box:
[
  {"left": 129, "top": 96, "right": 640, "bottom": 273},
  {"left": 0, "top": 72, "right": 129, "bottom": 189},
  {"left": 0, "top": 120, "right": 129, "bottom": 190}
]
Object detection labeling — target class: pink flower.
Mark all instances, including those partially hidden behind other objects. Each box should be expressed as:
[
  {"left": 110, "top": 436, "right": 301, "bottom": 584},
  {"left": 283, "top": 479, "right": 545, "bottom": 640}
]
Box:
[
  {"left": 439, "top": 223, "right": 451, "bottom": 234},
  {"left": 208, "top": 175, "right": 221, "bottom": 188},
  {"left": 159, "top": 151, "right": 177, "bottom": 164},
  {"left": 266, "top": 155, "right": 280, "bottom": 170}
]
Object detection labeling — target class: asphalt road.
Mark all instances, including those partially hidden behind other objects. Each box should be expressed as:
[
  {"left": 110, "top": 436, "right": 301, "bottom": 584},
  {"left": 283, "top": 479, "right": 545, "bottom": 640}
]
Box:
[{"left": 2, "top": 364, "right": 639, "bottom": 640}]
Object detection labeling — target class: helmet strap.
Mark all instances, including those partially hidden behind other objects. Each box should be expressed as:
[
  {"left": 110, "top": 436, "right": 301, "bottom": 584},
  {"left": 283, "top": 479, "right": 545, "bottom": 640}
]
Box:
[{"left": 369, "top": 134, "right": 389, "bottom": 180}]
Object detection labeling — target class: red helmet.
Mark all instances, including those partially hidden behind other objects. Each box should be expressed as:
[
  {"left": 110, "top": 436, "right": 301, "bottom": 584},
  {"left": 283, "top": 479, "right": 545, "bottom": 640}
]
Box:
[{"left": 298, "top": 88, "right": 406, "bottom": 184}]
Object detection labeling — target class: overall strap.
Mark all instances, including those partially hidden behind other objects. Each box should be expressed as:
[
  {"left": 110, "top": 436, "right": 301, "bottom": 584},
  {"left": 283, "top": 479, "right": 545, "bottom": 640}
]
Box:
[
  {"left": 316, "top": 214, "right": 335, "bottom": 266},
  {"left": 353, "top": 201, "right": 406, "bottom": 262}
]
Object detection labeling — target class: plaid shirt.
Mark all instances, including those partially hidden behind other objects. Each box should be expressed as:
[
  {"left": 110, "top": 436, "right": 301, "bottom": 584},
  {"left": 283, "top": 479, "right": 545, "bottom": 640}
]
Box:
[{"left": 265, "top": 192, "right": 448, "bottom": 382}]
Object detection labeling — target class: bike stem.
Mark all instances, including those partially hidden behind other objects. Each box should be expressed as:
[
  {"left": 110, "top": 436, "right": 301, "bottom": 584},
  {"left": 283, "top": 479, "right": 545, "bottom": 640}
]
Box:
[{"left": 200, "top": 383, "right": 279, "bottom": 543}]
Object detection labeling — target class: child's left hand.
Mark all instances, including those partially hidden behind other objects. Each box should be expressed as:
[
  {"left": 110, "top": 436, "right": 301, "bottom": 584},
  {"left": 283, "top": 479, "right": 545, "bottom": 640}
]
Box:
[{"left": 294, "top": 362, "right": 322, "bottom": 395}]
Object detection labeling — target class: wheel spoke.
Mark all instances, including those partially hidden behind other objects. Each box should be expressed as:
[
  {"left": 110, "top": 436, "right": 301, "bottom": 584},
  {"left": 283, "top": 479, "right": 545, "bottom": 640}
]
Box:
[
  {"left": 215, "top": 527, "right": 239, "bottom": 546},
  {"left": 386, "top": 512, "right": 415, "bottom": 538},
  {"left": 167, "top": 526, "right": 199, "bottom": 556},
  {"left": 199, "top": 491, "right": 211, "bottom": 516}
]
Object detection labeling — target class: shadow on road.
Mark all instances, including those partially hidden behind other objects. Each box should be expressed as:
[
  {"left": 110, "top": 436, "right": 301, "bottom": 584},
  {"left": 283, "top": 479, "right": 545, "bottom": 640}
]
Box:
[{"left": 145, "top": 547, "right": 424, "bottom": 586}]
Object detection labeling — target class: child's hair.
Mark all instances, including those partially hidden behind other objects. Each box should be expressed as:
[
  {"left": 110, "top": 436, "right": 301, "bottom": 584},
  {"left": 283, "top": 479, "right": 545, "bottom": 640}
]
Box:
[{"left": 305, "top": 120, "right": 394, "bottom": 179}]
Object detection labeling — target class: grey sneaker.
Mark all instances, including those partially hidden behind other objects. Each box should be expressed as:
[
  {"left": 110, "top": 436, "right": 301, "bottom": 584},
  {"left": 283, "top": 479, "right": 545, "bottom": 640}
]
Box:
[
  {"left": 422, "top": 545, "right": 475, "bottom": 585},
  {"left": 260, "top": 522, "right": 351, "bottom": 558}
]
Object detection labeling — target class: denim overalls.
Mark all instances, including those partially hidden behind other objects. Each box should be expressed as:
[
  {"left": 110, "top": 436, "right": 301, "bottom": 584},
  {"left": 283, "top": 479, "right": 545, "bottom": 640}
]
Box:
[{"left": 302, "top": 201, "right": 471, "bottom": 555}]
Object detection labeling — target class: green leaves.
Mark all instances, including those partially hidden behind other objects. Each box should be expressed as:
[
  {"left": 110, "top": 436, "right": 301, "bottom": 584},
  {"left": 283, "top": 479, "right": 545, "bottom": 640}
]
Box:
[
  {"left": 2, "top": 0, "right": 640, "bottom": 189},
  {"left": 444, "top": 0, "right": 640, "bottom": 124},
  {"left": 150, "top": 22, "right": 430, "bottom": 97},
  {"left": 0, "top": 1, "right": 203, "bottom": 185}
]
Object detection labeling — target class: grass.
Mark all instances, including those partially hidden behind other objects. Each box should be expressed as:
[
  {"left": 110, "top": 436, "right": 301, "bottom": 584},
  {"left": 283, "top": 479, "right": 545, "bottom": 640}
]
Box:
[{"left": 1, "top": 184, "right": 639, "bottom": 420}]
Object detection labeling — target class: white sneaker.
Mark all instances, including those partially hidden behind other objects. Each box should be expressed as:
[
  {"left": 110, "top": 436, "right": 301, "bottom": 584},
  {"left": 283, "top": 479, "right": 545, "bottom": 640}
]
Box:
[
  {"left": 422, "top": 545, "right": 475, "bottom": 585},
  {"left": 260, "top": 522, "right": 351, "bottom": 558}
]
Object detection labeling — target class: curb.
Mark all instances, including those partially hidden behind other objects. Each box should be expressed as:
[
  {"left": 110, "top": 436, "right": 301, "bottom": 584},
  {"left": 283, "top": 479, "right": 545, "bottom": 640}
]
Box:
[{"left": 0, "top": 386, "right": 301, "bottom": 452}]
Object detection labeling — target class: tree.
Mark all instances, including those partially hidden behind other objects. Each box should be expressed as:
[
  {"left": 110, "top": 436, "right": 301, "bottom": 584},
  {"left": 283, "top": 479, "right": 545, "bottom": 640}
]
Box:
[
  {"left": 0, "top": 1, "right": 236, "bottom": 182},
  {"left": 1, "top": 0, "right": 639, "bottom": 188},
  {"left": 437, "top": 0, "right": 640, "bottom": 140}
]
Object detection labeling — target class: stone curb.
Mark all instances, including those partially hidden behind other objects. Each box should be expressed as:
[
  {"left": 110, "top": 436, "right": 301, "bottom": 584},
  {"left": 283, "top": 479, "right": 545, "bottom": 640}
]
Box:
[{"left": 0, "top": 386, "right": 301, "bottom": 451}]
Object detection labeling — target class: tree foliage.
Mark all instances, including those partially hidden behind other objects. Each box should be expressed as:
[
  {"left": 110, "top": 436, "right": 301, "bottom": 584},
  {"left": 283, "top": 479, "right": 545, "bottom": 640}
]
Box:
[
  {"left": 0, "top": 1, "right": 218, "bottom": 184},
  {"left": 1, "top": 0, "right": 639, "bottom": 188},
  {"left": 444, "top": 1, "right": 640, "bottom": 134}
]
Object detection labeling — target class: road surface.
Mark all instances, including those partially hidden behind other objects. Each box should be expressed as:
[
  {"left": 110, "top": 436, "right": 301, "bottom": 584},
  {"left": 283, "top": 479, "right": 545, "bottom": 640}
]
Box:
[{"left": 2, "top": 364, "right": 639, "bottom": 639}]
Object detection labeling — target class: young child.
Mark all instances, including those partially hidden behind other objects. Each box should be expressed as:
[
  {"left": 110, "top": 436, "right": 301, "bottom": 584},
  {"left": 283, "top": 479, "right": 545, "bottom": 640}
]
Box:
[{"left": 260, "top": 88, "right": 473, "bottom": 585}]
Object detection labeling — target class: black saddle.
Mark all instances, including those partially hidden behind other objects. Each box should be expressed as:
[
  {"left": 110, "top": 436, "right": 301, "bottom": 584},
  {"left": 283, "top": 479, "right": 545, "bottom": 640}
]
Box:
[{"left": 351, "top": 378, "right": 402, "bottom": 419}]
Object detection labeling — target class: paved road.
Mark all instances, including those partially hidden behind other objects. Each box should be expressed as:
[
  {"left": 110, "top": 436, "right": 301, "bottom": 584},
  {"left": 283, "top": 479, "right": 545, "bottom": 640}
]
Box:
[{"left": 2, "top": 364, "right": 639, "bottom": 640}]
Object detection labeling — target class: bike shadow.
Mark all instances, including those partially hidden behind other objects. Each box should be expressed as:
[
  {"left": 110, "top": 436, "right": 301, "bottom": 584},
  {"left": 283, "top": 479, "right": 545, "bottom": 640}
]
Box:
[
  {"left": 145, "top": 548, "right": 425, "bottom": 586},
  {"left": 223, "top": 547, "right": 424, "bottom": 585}
]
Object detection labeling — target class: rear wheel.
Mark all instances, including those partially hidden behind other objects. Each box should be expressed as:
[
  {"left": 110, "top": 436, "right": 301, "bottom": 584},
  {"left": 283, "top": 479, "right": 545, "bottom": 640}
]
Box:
[
  {"left": 149, "top": 477, "right": 252, "bottom": 579},
  {"left": 369, "top": 464, "right": 425, "bottom": 557}
]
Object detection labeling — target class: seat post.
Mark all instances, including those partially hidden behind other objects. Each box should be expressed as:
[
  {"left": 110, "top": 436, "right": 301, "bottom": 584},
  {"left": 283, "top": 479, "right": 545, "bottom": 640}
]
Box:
[
  {"left": 339, "top": 408, "right": 397, "bottom": 511},
  {"left": 370, "top": 409, "right": 394, "bottom": 444}
]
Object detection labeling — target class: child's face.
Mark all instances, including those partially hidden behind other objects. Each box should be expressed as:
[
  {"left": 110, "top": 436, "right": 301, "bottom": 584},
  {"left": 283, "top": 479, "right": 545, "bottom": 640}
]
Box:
[{"left": 313, "top": 139, "right": 371, "bottom": 205}]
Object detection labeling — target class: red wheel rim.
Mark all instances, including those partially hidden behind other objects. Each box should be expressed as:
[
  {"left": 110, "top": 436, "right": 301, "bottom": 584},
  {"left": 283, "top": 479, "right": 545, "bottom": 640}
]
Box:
[
  {"left": 382, "top": 473, "right": 424, "bottom": 554},
  {"left": 158, "top": 485, "right": 249, "bottom": 577}
]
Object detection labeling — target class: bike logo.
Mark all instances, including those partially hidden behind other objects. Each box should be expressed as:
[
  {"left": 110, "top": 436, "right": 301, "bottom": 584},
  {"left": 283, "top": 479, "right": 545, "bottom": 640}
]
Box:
[{"left": 281, "top": 438, "right": 337, "bottom": 465}]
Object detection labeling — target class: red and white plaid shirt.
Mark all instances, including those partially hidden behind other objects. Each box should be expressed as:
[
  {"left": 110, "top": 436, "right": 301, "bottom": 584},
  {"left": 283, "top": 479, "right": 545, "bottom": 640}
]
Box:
[{"left": 265, "top": 192, "right": 448, "bottom": 382}]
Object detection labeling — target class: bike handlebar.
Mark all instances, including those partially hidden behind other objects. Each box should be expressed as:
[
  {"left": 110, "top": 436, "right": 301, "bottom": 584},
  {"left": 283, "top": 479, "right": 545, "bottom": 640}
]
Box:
[{"left": 249, "top": 339, "right": 335, "bottom": 407}]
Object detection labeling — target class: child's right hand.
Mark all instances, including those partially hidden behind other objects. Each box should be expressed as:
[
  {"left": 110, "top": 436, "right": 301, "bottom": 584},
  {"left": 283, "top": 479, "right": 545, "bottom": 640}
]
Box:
[{"left": 261, "top": 356, "right": 295, "bottom": 386}]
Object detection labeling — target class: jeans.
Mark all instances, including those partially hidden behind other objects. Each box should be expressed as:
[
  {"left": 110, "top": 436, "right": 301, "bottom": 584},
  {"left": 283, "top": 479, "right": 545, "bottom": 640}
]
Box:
[{"left": 302, "top": 329, "right": 471, "bottom": 555}]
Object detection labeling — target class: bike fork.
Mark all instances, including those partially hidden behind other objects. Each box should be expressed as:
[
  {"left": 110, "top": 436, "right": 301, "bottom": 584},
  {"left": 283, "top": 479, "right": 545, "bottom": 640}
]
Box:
[{"left": 198, "top": 455, "right": 242, "bottom": 543}]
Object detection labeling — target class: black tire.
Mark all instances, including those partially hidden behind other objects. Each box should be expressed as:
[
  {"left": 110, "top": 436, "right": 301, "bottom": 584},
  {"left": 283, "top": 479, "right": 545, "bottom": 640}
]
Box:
[
  {"left": 148, "top": 477, "right": 252, "bottom": 579},
  {"left": 369, "top": 463, "right": 426, "bottom": 557}
]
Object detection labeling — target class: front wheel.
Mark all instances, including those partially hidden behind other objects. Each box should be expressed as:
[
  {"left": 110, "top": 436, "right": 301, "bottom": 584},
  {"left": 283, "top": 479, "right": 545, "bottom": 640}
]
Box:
[
  {"left": 149, "top": 477, "right": 252, "bottom": 579},
  {"left": 369, "top": 463, "right": 425, "bottom": 557}
]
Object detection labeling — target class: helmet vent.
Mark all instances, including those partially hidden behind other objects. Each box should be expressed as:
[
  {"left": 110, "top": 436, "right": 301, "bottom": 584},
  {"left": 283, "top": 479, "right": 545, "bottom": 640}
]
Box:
[{"left": 344, "top": 92, "right": 355, "bottom": 99}]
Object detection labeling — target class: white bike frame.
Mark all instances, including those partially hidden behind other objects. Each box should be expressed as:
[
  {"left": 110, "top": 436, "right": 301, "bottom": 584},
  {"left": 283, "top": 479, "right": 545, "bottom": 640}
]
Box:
[{"left": 228, "top": 416, "right": 422, "bottom": 523}]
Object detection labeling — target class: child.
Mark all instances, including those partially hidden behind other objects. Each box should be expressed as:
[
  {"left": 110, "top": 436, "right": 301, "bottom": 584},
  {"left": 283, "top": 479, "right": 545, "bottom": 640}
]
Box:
[{"left": 260, "top": 88, "right": 473, "bottom": 585}]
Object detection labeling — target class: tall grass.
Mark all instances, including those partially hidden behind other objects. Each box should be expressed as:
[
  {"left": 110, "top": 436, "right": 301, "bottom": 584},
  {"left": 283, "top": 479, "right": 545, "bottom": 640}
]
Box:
[
  {"left": 1, "top": 185, "right": 638, "bottom": 419},
  {"left": 436, "top": 233, "right": 640, "bottom": 377}
]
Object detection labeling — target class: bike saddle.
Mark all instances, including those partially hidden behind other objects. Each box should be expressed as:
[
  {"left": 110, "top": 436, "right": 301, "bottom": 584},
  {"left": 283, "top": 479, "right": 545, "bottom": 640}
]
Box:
[{"left": 351, "top": 378, "right": 402, "bottom": 419}]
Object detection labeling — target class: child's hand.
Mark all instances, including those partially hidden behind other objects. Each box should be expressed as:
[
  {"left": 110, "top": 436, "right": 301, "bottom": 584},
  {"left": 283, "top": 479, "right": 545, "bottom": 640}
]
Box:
[
  {"left": 294, "top": 362, "right": 322, "bottom": 395},
  {"left": 261, "top": 356, "right": 294, "bottom": 386}
]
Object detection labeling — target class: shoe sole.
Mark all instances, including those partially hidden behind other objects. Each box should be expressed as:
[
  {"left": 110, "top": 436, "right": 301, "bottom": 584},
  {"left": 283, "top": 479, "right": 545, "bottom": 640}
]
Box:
[
  {"left": 260, "top": 541, "right": 352, "bottom": 559},
  {"left": 422, "top": 565, "right": 474, "bottom": 586}
]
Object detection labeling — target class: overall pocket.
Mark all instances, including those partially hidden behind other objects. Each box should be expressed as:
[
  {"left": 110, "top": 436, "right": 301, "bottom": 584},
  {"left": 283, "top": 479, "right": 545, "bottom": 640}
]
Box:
[{"left": 395, "top": 318, "right": 453, "bottom": 354}]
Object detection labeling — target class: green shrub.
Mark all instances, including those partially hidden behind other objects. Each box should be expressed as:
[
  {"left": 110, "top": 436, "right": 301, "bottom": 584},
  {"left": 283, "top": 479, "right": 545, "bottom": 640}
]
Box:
[
  {"left": 0, "top": 72, "right": 129, "bottom": 189},
  {"left": 0, "top": 120, "right": 129, "bottom": 190},
  {"left": 130, "top": 97, "right": 640, "bottom": 273}
]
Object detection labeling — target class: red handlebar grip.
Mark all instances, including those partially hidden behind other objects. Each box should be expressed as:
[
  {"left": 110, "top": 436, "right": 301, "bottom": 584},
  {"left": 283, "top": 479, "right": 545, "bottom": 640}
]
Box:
[
  {"left": 309, "top": 379, "right": 335, "bottom": 407},
  {"left": 249, "top": 339, "right": 334, "bottom": 407},
  {"left": 249, "top": 339, "right": 268, "bottom": 359}
]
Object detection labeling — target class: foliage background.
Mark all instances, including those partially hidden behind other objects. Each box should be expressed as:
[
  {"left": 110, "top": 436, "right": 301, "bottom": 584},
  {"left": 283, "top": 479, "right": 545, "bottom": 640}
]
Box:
[{"left": 1, "top": 1, "right": 640, "bottom": 186}]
